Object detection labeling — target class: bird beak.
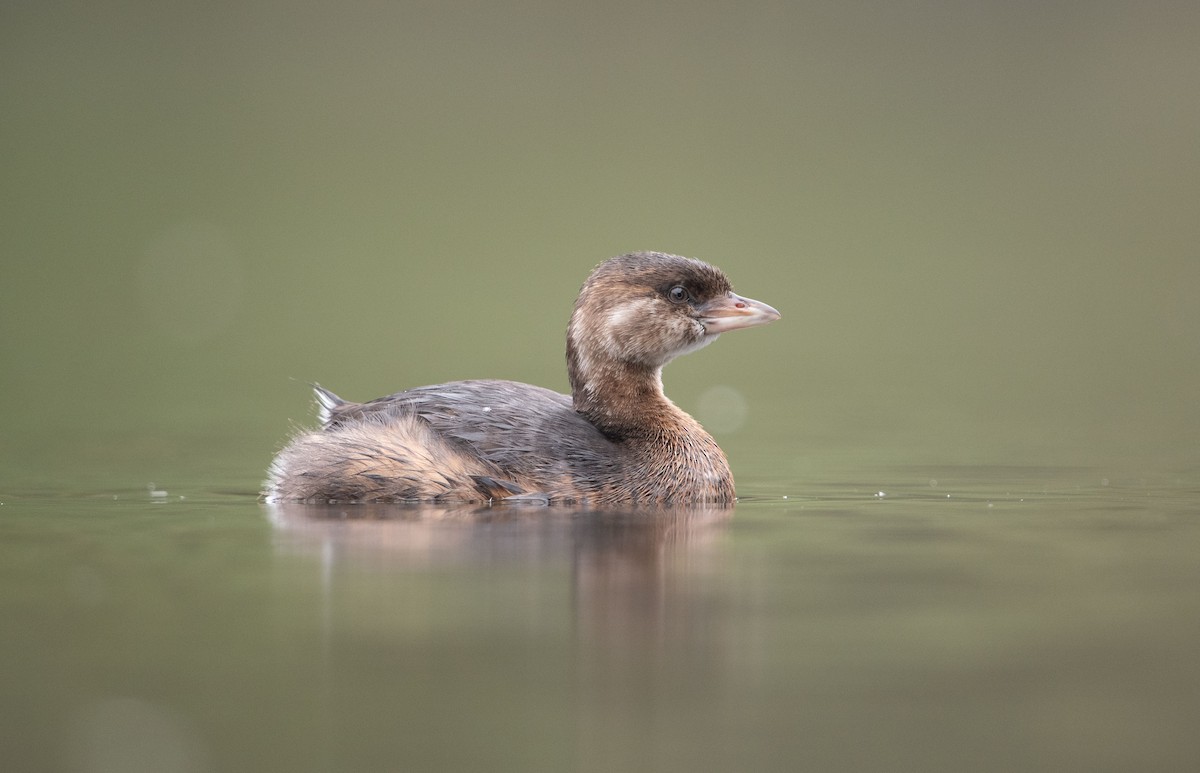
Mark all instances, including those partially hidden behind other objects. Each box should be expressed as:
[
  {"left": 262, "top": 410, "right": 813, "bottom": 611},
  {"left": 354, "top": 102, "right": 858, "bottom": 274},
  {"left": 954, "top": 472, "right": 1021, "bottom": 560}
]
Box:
[{"left": 698, "top": 292, "right": 781, "bottom": 334}]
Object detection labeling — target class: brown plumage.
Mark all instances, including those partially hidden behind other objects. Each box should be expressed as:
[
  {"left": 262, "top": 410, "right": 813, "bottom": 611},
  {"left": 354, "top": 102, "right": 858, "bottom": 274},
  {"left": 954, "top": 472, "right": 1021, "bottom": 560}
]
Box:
[{"left": 264, "top": 251, "right": 780, "bottom": 505}]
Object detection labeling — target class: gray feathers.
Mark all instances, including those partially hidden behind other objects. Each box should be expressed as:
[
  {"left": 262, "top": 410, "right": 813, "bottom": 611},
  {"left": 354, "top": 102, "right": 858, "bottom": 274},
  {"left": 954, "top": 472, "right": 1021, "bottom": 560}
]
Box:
[{"left": 263, "top": 252, "right": 766, "bottom": 505}]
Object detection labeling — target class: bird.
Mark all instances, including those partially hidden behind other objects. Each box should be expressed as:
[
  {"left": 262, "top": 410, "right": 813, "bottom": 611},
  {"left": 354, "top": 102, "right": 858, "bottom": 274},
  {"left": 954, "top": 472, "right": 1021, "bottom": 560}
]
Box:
[{"left": 264, "top": 251, "right": 779, "bottom": 505}]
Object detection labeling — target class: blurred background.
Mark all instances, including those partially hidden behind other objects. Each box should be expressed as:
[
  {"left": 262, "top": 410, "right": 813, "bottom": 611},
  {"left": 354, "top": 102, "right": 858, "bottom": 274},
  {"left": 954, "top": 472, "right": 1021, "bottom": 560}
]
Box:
[
  {"left": 4, "top": 5, "right": 1200, "bottom": 772},
  {"left": 2, "top": 0, "right": 1197, "bottom": 491}
]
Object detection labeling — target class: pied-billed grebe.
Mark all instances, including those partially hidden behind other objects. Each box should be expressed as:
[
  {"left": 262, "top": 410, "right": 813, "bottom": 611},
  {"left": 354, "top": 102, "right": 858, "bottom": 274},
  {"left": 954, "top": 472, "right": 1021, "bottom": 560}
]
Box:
[{"left": 265, "top": 251, "right": 780, "bottom": 505}]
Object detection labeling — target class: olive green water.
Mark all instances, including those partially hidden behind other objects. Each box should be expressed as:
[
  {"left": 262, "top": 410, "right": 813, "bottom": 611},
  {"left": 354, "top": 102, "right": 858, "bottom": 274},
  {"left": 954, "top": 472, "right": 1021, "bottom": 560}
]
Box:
[{"left": 3, "top": 2, "right": 1199, "bottom": 771}]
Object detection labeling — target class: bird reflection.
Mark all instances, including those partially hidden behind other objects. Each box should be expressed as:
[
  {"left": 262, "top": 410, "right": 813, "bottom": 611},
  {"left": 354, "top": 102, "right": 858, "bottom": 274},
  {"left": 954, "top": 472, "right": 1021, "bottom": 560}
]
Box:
[
  {"left": 264, "top": 501, "right": 731, "bottom": 642},
  {"left": 265, "top": 501, "right": 737, "bottom": 769}
]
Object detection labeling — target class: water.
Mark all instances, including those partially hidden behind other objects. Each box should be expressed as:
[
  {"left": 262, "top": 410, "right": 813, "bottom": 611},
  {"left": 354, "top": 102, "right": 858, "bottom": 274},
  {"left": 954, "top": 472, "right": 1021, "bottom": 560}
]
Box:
[
  {"left": 3, "top": 463, "right": 1197, "bottom": 773},
  {"left": 4, "top": 1, "right": 1200, "bottom": 770}
]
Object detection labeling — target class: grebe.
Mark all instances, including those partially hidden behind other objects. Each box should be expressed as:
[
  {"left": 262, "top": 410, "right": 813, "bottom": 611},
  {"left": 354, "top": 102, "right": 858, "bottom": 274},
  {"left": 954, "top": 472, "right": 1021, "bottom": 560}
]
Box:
[{"left": 265, "top": 251, "right": 779, "bottom": 504}]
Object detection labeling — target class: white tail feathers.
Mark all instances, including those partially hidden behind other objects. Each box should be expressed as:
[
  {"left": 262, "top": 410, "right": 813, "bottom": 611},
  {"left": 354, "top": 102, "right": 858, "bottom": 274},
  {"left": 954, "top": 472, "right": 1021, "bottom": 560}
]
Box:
[{"left": 313, "top": 384, "right": 344, "bottom": 426}]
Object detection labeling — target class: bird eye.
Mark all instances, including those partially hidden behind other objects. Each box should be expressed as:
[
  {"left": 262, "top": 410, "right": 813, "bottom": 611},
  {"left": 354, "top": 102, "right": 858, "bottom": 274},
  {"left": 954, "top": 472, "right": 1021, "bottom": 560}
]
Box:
[{"left": 667, "top": 285, "right": 690, "bottom": 303}]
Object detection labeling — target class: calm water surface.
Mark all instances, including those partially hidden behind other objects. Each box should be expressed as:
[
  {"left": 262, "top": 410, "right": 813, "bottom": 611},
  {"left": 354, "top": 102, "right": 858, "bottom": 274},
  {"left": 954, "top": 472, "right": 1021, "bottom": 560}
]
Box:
[
  {"left": 4, "top": 3, "right": 1200, "bottom": 770},
  {"left": 3, "top": 454, "right": 1197, "bottom": 773}
]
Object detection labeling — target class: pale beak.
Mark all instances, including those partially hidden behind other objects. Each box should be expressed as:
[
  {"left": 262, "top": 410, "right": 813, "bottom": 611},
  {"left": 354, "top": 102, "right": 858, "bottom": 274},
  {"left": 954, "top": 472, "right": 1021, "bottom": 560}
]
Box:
[{"left": 698, "top": 292, "right": 781, "bottom": 334}]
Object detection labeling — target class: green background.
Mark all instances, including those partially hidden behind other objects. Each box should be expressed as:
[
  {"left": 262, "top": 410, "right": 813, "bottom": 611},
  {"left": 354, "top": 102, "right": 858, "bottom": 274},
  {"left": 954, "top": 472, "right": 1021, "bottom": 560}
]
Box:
[
  {"left": 3, "top": 4, "right": 1199, "bottom": 772},
  {"left": 4, "top": 0, "right": 1197, "bottom": 491}
]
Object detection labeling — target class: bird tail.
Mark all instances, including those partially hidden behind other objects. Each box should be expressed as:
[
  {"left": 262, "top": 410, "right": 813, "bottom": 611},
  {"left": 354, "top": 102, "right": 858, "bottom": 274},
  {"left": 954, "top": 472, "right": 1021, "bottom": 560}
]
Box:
[{"left": 312, "top": 383, "right": 346, "bottom": 427}]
